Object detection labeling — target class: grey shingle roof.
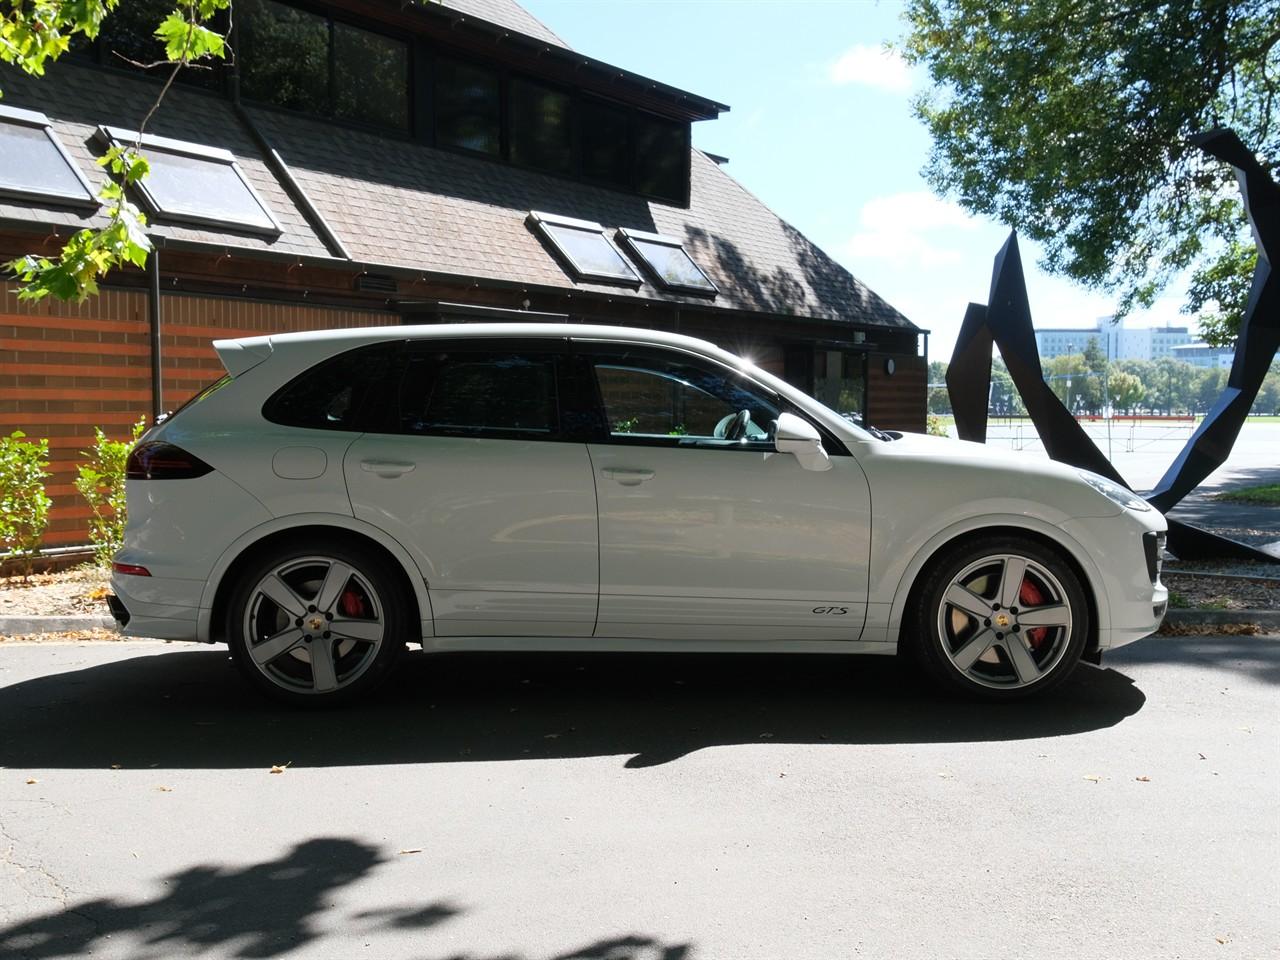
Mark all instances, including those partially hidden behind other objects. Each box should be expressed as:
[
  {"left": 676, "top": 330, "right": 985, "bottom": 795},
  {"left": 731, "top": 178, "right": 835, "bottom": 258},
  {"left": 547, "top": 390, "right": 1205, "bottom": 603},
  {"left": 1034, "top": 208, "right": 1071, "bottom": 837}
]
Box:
[
  {"left": 1, "top": 60, "right": 912, "bottom": 332},
  {"left": 439, "top": 0, "right": 571, "bottom": 48},
  {"left": 0, "top": 62, "right": 331, "bottom": 261},
  {"left": 252, "top": 107, "right": 914, "bottom": 329}
]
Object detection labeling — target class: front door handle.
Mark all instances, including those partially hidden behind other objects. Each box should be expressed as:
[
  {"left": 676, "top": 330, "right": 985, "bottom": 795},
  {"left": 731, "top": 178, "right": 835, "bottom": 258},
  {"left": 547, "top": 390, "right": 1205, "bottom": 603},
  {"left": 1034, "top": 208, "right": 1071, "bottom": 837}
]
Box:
[
  {"left": 360, "top": 459, "right": 416, "bottom": 478},
  {"left": 601, "top": 467, "right": 655, "bottom": 486}
]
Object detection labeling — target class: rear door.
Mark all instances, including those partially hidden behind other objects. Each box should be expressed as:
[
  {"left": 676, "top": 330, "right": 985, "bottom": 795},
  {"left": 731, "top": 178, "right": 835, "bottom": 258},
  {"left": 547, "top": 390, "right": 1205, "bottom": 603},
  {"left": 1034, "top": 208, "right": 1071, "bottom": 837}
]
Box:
[{"left": 344, "top": 339, "right": 599, "bottom": 637}]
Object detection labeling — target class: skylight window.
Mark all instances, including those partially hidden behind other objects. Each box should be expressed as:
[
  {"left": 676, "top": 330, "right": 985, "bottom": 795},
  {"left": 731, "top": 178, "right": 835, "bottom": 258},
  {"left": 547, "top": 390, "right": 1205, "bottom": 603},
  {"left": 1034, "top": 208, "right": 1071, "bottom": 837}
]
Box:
[
  {"left": 618, "top": 228, "right": 717, "bottom": 295},
  {"left": 99, "top": 126, "right": 281, "bottom": 235},
  {"left": 528, "top": 211, "right": 640, "bottom": 285},
  {"left": 0, "top": 106, "right": 96, "bottom": 207}
]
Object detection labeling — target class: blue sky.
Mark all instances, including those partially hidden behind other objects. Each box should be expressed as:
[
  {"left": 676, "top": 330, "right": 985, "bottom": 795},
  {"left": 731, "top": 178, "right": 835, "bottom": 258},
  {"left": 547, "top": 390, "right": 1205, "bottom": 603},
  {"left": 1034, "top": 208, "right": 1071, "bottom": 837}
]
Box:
[{"left": 523, "top": 0, "right": 1194, "bottom": 361}]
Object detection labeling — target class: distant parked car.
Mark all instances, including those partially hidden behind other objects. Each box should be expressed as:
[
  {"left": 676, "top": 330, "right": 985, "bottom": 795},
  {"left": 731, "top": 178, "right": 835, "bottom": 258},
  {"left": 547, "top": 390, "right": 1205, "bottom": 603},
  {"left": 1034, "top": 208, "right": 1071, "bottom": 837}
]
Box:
[{"left": 109, "top": 324, "right": 1166, "bottom": 704}]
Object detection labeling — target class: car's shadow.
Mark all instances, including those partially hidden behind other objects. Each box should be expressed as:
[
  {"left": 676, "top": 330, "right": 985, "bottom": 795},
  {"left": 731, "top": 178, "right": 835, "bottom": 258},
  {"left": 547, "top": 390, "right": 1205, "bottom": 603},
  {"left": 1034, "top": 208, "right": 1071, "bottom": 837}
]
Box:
[{"left": 0, "top": 647, "right": 1145, "bottom": 769}]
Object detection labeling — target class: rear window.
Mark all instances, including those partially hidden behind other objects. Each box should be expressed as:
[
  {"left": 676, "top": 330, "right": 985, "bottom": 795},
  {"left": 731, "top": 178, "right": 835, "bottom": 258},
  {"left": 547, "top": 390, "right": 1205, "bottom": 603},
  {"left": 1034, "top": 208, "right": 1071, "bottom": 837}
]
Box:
[
  {"left": 263, "top": 343, "right": 395, "bottom": 431},
  {"left": 398, "top": 350, "right": 559, "bottom": 438}
]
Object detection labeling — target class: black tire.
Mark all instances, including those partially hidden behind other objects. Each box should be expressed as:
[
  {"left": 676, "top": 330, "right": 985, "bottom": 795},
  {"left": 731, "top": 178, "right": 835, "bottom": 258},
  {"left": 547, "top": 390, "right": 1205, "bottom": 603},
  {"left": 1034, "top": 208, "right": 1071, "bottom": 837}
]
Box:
[
  {"left": 226, "top": 536, "right": 410, "bottom": 706},
  {"left": 906, "top": 534, "right": 1090, "bottom": 700}
]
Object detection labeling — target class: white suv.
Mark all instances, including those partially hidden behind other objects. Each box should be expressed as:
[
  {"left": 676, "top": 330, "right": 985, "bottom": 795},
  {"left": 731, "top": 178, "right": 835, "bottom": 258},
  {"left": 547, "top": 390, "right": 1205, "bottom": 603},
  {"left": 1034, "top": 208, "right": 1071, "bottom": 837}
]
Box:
[{"left": 109, "top": 323, "right": 1167, "bottom": 704}]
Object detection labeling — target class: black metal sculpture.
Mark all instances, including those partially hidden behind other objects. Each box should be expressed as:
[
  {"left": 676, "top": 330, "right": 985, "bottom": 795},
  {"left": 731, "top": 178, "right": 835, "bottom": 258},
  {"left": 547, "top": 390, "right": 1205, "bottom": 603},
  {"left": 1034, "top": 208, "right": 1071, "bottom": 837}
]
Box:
[
  {"left": 1146, "top": 129, "right": 1280, "bottom": 513},
  {"left": 946, "top": 129, "right": 1278, "bottom": 562}
]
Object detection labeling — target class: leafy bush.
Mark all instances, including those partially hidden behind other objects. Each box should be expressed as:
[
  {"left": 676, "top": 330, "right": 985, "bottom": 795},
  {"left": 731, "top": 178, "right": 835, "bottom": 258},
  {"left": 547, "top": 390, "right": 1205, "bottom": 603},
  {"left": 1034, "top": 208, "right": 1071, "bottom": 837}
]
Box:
[
  {"left": 76, "top": 419, "right": 145, "bottom": 567},
  {"left": 0, "top": 431, "right": 52, "bottom": 578},
  {"left": 926, "top": 414, "right": 950, "bottom": 438}
]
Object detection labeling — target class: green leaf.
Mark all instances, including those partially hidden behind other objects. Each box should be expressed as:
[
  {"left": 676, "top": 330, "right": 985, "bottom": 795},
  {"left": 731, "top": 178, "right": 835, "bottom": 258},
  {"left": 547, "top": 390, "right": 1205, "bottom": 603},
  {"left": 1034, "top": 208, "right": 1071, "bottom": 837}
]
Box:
[{"left": 154, "top": 12, "right": 224, "bottom": 62}]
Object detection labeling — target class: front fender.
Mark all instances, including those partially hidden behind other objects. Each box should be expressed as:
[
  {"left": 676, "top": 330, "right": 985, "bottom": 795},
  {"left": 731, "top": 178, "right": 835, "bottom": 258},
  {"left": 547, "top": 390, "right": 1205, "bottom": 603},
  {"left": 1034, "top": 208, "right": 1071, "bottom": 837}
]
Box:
[{"left": 880, "top": 513, "right": 1111, "bottom": 649}]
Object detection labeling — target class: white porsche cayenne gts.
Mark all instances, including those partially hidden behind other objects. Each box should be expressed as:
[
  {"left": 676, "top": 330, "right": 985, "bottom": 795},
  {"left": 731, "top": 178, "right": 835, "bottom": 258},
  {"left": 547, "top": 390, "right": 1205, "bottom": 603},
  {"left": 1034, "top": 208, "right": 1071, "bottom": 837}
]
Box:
[{"left": 108, "top": 323, "right": 1167, "bottom": 704}]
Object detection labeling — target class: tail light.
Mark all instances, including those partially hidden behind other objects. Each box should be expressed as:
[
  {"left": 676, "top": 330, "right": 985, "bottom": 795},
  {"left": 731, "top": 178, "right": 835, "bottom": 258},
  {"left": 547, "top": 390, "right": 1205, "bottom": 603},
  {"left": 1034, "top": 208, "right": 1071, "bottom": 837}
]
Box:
[{"left": 126, "top": 441, "right": 214, "bottom": 480}]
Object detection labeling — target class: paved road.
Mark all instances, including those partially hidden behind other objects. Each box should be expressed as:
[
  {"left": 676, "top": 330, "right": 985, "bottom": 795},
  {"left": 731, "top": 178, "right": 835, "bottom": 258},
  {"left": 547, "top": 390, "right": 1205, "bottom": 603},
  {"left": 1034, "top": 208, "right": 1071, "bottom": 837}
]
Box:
[{"left": 0, "top": 638, "right": 1276, "bottom": 959}]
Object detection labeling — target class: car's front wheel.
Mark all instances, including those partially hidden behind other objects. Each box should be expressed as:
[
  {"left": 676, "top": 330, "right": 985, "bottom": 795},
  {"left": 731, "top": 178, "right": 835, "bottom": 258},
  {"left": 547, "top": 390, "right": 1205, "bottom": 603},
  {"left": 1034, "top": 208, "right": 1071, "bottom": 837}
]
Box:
[
  {"left": 908, "top": 535, "right": 1090, "bottom": 699},
  {"left": 226, "top": 538, "right": 409, "bottom": 706}
]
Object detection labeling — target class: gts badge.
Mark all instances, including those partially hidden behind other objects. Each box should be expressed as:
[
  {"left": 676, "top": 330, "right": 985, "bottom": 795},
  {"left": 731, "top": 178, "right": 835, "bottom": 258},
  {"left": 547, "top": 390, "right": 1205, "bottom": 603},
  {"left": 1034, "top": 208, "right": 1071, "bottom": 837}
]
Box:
[{"left": 812, "top": 606, "right": 849, "bottom": 616}]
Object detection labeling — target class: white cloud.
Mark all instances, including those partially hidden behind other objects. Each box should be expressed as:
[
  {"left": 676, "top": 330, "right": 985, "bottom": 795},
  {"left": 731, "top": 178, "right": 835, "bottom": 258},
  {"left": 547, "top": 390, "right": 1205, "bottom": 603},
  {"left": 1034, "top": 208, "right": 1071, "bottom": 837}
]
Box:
[
  {"left": 827, "top": 44, "right": 912, "bottom": 93},
  {"left": 841, "top": 191, "right": 977, "bottom": 266}
]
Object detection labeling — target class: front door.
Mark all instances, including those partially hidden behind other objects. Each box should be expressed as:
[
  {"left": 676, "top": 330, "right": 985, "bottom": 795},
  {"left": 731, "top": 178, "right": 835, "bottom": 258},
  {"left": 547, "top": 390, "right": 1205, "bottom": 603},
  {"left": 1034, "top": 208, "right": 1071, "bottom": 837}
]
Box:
[
  {"left": 344, "top": 341, "right": 598, "bottom": 637},
  {"left": 577, "top": 342, "right": 872, "bottom": 641}
]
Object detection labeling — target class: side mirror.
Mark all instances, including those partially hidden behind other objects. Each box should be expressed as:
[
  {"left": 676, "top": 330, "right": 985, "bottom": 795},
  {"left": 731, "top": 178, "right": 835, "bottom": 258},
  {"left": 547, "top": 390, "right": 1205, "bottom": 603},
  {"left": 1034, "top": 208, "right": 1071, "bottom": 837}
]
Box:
[{"left": 774, "top": 412, "right": 831, "bottom": 472}]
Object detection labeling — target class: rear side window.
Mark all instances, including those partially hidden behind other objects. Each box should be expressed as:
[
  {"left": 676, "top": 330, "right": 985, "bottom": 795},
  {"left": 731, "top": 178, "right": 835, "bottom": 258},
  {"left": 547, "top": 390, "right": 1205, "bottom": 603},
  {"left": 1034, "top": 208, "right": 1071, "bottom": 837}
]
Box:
[
  {"left": 398, "top": 350, "right": 559, "bottom": 438},
  {"left": 263, "top": 343, "right": 395, "bottom": 431}
]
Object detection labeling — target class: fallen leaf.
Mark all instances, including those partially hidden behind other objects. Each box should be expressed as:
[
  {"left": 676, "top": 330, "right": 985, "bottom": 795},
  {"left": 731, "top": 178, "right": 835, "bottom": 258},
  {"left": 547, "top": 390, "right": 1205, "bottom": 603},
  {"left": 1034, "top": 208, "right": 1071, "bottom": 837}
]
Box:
[
  {"left": 25, "top": 777, "right": 37, "bottom": 785},
  {"left": 759, "top": 732, "right": 774, "bottom": 739},
  {"left": 1083, "top": 775, "right": 1103, "bottom": 783},
  {"left": 269, "top": 762, "right": 292, "bottom": 774},
  {"left": 398, "top": 848, "right": 423, "bottom": 855},
  {"left": 110, "top": 764, "right": 122, "bottom": 770},
  {"left": 1216, "top": 936, "right": 1230, "bottom": 945},
  {"left": 1135, "top": 776, "right": 1151, "bottom": 782},
  {"left": 1199, "top": 753, "right": 1208, "bottom": 760},
  {"left": 542, "top": 733, "right": 560, "bottom": 740},
  {"left": 156, "top": 786, "right": 173, "bottom": 792}
]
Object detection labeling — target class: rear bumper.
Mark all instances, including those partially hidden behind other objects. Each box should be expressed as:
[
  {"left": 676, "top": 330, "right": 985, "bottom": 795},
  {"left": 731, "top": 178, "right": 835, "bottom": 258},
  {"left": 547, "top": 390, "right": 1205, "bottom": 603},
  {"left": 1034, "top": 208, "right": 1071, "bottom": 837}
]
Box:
[{"left": 109, "top": 572, "right": 203, "bottom": 643}]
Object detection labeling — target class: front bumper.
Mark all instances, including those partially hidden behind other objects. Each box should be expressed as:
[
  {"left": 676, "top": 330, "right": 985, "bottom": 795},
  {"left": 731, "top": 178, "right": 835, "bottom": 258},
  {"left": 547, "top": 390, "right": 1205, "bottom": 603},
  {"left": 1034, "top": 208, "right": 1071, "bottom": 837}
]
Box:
[{"left": 1061, "top": 513, "right": 1168, "bottom": 652}]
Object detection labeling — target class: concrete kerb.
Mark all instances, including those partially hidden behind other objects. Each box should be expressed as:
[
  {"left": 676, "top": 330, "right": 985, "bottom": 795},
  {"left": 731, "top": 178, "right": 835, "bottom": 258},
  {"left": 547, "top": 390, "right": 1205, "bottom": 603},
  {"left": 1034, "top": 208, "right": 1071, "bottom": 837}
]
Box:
[{"left": 0, "top": 615, "right": 117, "bottom": 636}]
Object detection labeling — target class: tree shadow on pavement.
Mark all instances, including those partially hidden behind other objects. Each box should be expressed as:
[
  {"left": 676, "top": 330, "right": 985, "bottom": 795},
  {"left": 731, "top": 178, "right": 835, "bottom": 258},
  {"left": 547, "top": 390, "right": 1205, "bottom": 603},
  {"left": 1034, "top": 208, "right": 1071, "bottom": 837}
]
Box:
[
  {"left": 0, "top": 647, "right": 1146, "bottom": 770},
  {"left": 0, "top": 836, "right": 690, "bottom": 960},
  {"left": 0, "top": 837, "right": 398, "bottom": 958}
]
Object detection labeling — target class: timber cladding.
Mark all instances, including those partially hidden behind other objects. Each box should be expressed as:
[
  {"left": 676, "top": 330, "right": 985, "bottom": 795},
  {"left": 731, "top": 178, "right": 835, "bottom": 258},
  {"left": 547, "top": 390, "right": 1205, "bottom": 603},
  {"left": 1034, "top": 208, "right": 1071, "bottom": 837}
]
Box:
[
  {"left": 866, "top": 353, "right": 927, "bottom": 434},
  {"left": 0, "top": 283, "right": 389, "bottom": 548}
]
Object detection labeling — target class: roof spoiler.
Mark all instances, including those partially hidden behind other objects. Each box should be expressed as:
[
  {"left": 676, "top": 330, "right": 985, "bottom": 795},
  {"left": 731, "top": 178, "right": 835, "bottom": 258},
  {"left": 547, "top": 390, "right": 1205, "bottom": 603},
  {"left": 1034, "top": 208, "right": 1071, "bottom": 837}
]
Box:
[{"left": 213, "top": 336, "right": 273, "bottom": 377}]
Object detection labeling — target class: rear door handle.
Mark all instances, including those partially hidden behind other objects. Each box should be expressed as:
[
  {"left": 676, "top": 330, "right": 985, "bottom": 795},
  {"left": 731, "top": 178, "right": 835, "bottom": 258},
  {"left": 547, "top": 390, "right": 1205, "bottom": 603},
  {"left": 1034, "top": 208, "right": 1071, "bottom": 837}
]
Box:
[
  {"left": 601, "top": 467, "right": 655, "bottom": 485},
  {"left": 360, "top": 459, "right": 416, "bottom": 477}
]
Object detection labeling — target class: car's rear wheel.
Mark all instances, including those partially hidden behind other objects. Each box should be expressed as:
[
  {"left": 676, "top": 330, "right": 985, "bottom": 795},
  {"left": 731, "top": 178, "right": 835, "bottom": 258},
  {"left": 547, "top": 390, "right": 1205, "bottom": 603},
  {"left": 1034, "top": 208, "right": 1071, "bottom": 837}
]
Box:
[
  {"left": 908, "top": 535, "right": 1089, "bottom": 700},
  {"left": 226, "top": 539, "right": 408, "bottom": 706}
]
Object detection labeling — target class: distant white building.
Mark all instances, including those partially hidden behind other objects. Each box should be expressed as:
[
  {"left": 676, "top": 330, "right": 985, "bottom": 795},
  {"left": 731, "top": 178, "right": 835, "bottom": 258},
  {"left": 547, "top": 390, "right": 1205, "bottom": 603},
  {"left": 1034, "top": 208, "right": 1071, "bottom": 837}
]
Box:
[
  {"left": 1171, "top": 342, "right": 1235, "bottom": 369},
  {"left": 1034, "top": 316, "right": 1195, "bottom": 362}
]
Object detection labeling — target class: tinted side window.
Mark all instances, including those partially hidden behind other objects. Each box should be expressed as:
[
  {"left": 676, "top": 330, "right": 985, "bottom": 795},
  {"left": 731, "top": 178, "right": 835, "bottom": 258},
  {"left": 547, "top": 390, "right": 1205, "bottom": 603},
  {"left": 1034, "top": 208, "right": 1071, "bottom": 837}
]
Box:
[
  {"left": 590, "top": 352, "right": 779, "bottom": 446},
  {"left": 398, "top": 351, "right": 559, "bottom": 438},
  {"left": 263, "top": 343, "right": 393, "bottom": 431}
]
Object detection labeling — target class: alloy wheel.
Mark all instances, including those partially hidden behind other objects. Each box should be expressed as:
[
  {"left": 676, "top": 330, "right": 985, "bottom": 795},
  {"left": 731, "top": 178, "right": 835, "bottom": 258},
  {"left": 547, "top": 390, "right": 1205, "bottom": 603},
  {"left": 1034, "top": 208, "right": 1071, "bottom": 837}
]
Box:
[
  {"left": 242, "top": 556, "right": 386, "bottom": 695},
  {"left": 935, "top": 553, "right": 1074, "bottom": 690}
]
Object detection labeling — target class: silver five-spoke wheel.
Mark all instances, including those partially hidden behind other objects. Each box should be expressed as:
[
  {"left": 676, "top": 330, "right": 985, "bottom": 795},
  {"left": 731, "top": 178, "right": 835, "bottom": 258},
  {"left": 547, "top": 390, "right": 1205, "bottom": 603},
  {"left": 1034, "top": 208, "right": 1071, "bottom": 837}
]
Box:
[
  {"left": 228, "top": 539, "right": 408, "bottom": 705},
  {"left": 244, "top": 557, "right": 385, "bottom": 695},
  {"left": 910, "top": 535, "right": 1089, "bottom": 699},
  {"left": 937, "top": 554, "right": 1073, "bottom": 689}
]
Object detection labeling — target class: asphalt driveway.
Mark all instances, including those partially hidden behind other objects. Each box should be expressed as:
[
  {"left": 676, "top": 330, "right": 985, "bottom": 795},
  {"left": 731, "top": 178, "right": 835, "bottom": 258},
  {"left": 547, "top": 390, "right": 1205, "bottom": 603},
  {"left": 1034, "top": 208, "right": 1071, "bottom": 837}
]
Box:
[{"left": 0, "top": 635, "right": 1276, "bottom": 959}]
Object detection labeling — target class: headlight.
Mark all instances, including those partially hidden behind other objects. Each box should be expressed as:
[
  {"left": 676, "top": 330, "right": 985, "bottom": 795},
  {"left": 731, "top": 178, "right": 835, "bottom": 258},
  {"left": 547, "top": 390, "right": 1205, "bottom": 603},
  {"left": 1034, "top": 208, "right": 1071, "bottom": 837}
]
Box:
[{"left": 1076, "top": 470, "right": 1152, "bottom": 512}]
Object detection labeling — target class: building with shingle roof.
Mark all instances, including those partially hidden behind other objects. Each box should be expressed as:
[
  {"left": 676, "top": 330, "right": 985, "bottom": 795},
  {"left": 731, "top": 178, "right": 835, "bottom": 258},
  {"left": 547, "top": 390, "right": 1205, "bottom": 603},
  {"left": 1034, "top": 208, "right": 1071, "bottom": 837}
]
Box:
[{"left": 0, "top": 0, "right": 924, "bottom": 549}]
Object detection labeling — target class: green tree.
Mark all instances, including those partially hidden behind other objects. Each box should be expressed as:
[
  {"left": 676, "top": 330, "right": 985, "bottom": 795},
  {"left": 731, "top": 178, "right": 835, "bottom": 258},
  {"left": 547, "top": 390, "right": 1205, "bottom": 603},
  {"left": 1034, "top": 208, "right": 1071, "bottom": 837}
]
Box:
[
  {"left": 928, "top": 360, "right": 952, "bottom": 413},
  {"left": 990, "top": 358, "right": 1027, "bottom": 417},
  {"left": 1194, "top": 366, "right": 1228, "bottom": 413},
  {"left": 1107, "top": 370, "right": 1145, "bottom": 413},
  {"left": 903, "top": 0, "right": 1280, "bottom": 346},
  {"left": 2, "top": 0, "right": 231, "bottom": 301},
  {"left": 1083, "top": 336, "right": 1107, "bottom": 376},
  {"left": 1252, "top": 362, "right": 1280, "bottom": 414},
  {"left": 1150, "top": 358, "right": 1199, "bottom": 414}
]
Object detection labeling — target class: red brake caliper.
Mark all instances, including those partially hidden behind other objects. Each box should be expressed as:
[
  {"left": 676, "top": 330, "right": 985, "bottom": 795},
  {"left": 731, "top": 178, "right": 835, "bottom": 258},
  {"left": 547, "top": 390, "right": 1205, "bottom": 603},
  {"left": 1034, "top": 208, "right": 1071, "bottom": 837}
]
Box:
[
  {"left": 1019, "top": 579, "right": 1049, "bottom": 649},
  {"left": 339, "top": 588, "right": 366, "bottom": 618}
]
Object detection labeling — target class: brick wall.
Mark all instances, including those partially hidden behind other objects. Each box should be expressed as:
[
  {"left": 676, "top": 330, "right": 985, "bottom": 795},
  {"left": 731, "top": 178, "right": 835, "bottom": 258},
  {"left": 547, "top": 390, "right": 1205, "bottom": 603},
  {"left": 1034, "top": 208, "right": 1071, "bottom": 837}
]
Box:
[{"left": 0, "top": 283, "right": 389, "bottom": 548}]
